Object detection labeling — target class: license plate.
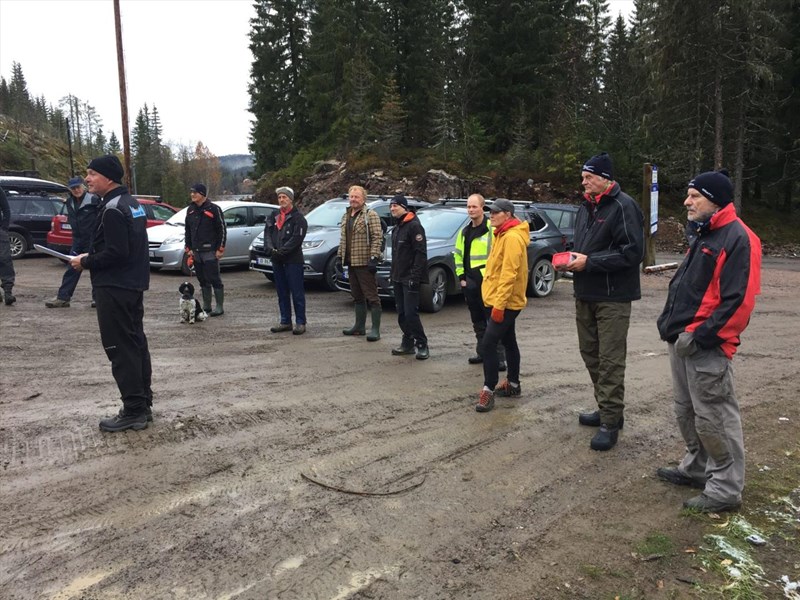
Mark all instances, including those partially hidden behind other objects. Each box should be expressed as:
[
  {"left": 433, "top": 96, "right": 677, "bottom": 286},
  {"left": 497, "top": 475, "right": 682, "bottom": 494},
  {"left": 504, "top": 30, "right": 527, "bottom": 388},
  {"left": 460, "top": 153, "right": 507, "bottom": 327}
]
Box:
[
  {"left": 149, "top": 251, "right": 155, "bottom": 258},
  {"left": 257, "top": 257, "right": 271, "bottom": 266}
]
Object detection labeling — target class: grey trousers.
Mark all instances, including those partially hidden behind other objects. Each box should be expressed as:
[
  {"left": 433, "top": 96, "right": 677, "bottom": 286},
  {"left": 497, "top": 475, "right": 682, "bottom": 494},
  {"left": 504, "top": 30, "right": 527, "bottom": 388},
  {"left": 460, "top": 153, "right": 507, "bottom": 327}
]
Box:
[
  {"left": 575, "top": 300, "right": 631, "bottom": 425},
  {"left": 668, "top": 343, "right": 744, "bottom": 504}
]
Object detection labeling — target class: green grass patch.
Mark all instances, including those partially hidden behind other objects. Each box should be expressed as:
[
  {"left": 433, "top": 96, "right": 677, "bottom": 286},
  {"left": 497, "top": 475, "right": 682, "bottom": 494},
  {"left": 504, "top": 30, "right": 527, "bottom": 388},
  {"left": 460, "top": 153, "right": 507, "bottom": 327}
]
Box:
[{"left": 635, "top": 532, "right": 675, "bottom": 556}]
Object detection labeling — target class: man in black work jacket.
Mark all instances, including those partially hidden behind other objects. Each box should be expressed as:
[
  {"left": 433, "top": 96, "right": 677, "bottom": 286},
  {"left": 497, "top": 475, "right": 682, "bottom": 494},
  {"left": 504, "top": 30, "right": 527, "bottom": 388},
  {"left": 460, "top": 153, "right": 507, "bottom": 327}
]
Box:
[
  {"left": 264, "top": 186, "right": 308, "bottom": 334},
  {"left": 45, "top": 176, "right": 100, "bottom": 308},
  {"left": 69, "top": 155, "right": 153, "bottom": 432},
  {"left": 389, "top": 194, "right": 429, "bottom": 360},
  {"left": 0, "top": 185, "right": 15, "bottom": 305},
  {"left": 565, "top": 152, "right": 644, "bottom": 451},
  {"left": 185, "top": 183, "right": 226, "bottom": 316}
]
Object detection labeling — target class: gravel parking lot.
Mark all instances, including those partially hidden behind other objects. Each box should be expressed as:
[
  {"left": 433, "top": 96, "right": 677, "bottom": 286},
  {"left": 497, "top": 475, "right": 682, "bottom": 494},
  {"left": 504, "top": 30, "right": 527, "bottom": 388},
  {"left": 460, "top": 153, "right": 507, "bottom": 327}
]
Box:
[{"left": 1, "top": 255, "right": 798, "bottom": 599}]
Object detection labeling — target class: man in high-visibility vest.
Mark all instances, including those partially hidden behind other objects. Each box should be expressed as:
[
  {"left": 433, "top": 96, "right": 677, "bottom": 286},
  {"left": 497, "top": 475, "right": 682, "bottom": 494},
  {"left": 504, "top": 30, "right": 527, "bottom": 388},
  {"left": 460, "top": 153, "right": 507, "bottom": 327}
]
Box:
[{"left": 453, "top": 194, "right": 505, "bottom": 370}]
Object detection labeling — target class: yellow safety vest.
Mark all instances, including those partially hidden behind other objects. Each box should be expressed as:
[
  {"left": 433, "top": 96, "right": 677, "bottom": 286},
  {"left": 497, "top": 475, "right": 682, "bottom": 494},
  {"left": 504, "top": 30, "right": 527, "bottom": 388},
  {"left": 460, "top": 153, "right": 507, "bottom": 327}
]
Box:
[{"left": 453, "top": 220, "right": 493, "bottom": 277}]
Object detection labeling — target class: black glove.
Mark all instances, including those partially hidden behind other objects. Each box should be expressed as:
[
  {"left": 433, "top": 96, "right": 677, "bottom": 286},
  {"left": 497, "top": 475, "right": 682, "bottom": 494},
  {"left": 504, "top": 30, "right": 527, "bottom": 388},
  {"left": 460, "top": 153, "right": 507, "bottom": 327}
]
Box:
[
  {"left": 335, "top": 256, "right": 343, "bottom": 269},
  {"left": 264, "top": 248, "right": 273, "bottom": 258},
  {"left": 367, "top": 256, "right": 379, "bottom": 273},
  {"left": 407, "top": 280, "right": 419, "bottom": 291}
]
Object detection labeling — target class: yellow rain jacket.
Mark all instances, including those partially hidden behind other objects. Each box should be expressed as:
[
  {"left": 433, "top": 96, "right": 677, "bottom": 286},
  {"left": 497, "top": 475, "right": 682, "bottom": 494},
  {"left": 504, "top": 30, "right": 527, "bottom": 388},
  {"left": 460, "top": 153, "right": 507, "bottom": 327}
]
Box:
[{"left": 481, "top": 219, "right": 529, "bottom": 311}]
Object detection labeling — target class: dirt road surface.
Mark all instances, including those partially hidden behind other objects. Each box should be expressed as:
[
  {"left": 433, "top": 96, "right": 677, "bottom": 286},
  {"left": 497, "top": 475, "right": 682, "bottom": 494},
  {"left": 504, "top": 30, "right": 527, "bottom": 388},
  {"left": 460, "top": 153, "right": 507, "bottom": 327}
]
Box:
[{"left": 2, "top": 255, "right": 799, "bottom": 599}]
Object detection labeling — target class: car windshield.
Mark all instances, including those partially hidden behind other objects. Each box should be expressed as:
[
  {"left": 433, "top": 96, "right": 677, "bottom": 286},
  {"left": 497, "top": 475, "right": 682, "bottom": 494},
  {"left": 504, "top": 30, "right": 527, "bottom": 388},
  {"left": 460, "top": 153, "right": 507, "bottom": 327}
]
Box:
[
  {"left": 416, "top": 209, "right": 467, "bottom": 239},
  {"left": 306, "top": 202, "right": 347, "bottom": 227},
  {"left": 165, "top": 207, "right": 188, "bottom": 226}
]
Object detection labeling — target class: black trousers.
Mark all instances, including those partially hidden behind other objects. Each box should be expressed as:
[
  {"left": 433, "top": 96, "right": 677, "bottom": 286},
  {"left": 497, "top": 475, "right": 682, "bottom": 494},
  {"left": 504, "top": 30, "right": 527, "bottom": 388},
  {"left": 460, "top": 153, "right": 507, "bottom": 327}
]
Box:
[
  {"left": 95, "top": 287, "right": 153, "bottom": 414},
  {"left": 194, "top": 251, "right": 223, "bottom": 290},
  {"left": 481, "top": 307, "right": 520, "bottom": 390},
  {"left": 393, "top": 281, "right": 427, "bottom": 347},
  {"left": 463, "top": 275, "right": 504, "bottom": 360}
]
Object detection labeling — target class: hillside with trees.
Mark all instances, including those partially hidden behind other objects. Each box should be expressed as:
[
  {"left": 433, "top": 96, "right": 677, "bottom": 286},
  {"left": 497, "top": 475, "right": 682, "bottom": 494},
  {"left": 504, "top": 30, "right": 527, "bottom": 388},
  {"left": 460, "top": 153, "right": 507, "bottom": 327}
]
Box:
[
  {"left": 248, "top": 0, "right": 800, "bottom": 220},
  {"left": 0, "top": 62, "right": 242, "bottom": 205}
]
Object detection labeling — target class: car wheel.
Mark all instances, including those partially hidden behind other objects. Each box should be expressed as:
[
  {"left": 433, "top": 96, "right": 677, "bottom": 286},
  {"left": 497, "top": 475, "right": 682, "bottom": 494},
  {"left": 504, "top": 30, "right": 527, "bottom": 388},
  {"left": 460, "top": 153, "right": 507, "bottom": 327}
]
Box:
[
  {"left": 264, "top": 272, "right": 274, "bottom": 282},
  {"left": 529, "top": 257, "right": 556, "bottom": 298},
  {"left": 8, "top": 231, "right": 28, "bottom": 259},
  {"left": 322, "top": 255, "right": 338, "bottom": 291},
  {"left": 419, "top": 266, "right": 448, "bottom": 313},
  {"left": 180, "top": 252, "right": 192, "bottom": 276}
]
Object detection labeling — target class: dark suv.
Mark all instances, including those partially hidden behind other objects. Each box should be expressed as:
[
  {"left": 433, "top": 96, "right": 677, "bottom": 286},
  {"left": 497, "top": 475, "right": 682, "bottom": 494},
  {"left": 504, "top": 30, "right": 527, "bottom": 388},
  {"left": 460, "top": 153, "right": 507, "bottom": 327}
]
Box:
[
  {"left": 0, "top": 176, "right": 68, "bottom": 258},
  {"left": 334, "top": 199, "right": 568, "bottom": 312},
  {"left": 249, "top": 194, "right": 427, "bottom": 290}
]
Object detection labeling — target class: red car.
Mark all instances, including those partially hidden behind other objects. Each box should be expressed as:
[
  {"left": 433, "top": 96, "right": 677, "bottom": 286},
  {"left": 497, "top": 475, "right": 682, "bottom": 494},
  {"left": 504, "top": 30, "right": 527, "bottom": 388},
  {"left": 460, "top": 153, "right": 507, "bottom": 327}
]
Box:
[{"left": 47, "top": 196, "right": 179, "bottom": 254}]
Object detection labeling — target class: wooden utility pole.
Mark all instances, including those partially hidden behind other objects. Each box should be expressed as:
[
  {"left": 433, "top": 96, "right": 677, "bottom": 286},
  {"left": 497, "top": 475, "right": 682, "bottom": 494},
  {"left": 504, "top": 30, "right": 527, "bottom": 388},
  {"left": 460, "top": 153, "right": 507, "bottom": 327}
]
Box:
[
  {"left": 641, "top": 163, "right": 656, "bottom": 269},
  {"left": 113, "top": 0, "right": 132, "bottom": 190}
]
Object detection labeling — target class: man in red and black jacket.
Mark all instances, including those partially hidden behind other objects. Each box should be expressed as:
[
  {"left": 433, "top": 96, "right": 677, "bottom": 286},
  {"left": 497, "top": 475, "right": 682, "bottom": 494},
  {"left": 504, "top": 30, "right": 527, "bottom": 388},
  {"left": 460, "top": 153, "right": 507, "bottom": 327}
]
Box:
[
  {"left": 185, "top": 183, "right": 226, "bottom": 316},
  {"left": 656, "top": 169, "right": 761, "bottom": 513}
]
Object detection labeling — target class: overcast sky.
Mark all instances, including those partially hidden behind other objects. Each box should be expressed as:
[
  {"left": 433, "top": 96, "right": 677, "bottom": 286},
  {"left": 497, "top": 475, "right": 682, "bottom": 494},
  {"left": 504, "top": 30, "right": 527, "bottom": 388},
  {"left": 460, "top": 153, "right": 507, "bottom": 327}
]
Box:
[{"left": 1, "top": 0, "right": 635, "bottom": 158}]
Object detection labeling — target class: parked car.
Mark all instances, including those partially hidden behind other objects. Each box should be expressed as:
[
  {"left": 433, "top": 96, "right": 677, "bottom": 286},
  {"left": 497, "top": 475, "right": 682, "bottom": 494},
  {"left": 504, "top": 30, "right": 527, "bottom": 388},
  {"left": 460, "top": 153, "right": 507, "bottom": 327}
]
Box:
[
  {"left": 334, "top": 199, "right": 569, "bottom": 312},
  {"left": 249, "top": 195, "right": 427, "bottom": 290},
  {"left": 47, "top": 196, "right": 179, "bottom": 255},
  {"left": 532, "top": 202, "right": 579, "bottom": 249},
  {"left": 148, "top": 200, "right": 279, "bottom": 275},
  {"left": 0, "top": 176, "right": 69, "bottom": 258}
]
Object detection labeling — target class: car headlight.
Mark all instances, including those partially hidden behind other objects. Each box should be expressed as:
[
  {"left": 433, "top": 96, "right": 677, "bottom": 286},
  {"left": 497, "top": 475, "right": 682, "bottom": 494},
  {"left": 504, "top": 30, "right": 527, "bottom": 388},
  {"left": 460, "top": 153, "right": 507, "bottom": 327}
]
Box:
[
  {"left": 302, "top": 240, "right": 324, "bottom": 250},
  {"left": 163, "top": 235, "right": 185, "bottom": 245}
]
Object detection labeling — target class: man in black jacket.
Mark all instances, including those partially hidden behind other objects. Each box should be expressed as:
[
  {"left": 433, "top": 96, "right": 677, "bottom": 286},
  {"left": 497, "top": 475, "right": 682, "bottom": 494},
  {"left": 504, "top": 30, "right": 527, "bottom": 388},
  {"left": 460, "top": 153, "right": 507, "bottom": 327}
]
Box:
[
  {"left": 69, "top": 155, "right": 153, "bottom": 432},
  {"left": 264, "top": 186, "right": 308, "bottom": 334},
  {"left": 0, "top": 185, "right": 15, "bottom": 305},
  {"left": 565, "top": 152, "right": 644, "bottom": 451},
  {"left": 389, "top": 194, "right": 429, "bottom": 360},
  {"left": 45, "top": 177, "right": 100, "bottom": 308},
  {"left": 185, "top": 183, "right": 226, "bottom": 316}
]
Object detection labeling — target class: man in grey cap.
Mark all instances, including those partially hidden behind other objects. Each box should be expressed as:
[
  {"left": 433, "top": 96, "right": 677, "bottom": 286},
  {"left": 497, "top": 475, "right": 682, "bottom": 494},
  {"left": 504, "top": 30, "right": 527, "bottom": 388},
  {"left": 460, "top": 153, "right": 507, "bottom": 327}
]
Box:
[{"left": 45, "top": 176, "right": 100, "bottom": 308}]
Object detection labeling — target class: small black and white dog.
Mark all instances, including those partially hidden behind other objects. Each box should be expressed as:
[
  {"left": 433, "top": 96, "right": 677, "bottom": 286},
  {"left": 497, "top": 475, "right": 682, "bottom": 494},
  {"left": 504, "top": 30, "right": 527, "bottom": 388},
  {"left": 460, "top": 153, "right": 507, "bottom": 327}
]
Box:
[{"left": 179, "top": 281, "right": 207, "bottom": 324}]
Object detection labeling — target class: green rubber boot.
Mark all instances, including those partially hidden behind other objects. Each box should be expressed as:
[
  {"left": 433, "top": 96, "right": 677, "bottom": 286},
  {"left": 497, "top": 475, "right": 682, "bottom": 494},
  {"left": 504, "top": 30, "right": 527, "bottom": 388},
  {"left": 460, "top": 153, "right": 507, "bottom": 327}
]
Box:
[
  {"left": 366, "top": 305, "right": 382, "bottom": 341},
  {"left": 210, "top": 288, "right": 224, "bottom": 317},
  {"left": 201, "top": 287, "right": 213, "bottom": 313},
  {"left": 342, "top": 303, "right": 367, "bottom": 336}
]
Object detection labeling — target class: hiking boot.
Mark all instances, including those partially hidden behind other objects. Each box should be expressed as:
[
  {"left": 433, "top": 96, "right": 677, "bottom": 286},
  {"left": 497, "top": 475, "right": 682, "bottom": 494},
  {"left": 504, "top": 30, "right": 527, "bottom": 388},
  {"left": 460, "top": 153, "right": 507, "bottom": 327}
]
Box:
[
  {"left": 475, "top": 388, "right": 495, "bottom": 413},
  {"left": 590, "top": 424, "right": 619, "bottom": 451},
  {"left": 119, "top": 405, "right": 153, "bottom": 422},
  {"left": 392, "top": 344, "right": 415, "bottom": 356},
  {"left": 495, "top": 379, "right": 521, "bottom": 397},
  {"left": 293, "top": 324, "right": 306, "bottom": 335},
  {"left": 270, "top": 323, "right": 293, "bottom": 333},
  {"left": 468, "top": 354, "right": 483, "bottom": 364},
  {"left": 683, "top": 493, "right": 741, "bottom": 513},
  {"left": 656, "top": 467, "right": 706, "bottom": 489},
  {"left": 45, "top": 297, "right": 70, "bottom": 308},
  {"left": 415, "top": 345, "right": 430, "bottom": 360},
  {"left": 4, "top": 292, "right": 16, "bottom": 306},
  {"left": 579, "top": 410, "right": 624, "bottom": 429},
  {"left": 100, "top": 411, "right": 148, "bottom": 432}
]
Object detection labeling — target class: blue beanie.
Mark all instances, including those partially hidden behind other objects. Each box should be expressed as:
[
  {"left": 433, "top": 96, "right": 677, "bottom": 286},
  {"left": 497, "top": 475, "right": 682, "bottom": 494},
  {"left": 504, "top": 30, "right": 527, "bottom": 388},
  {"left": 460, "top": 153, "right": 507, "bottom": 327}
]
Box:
[
  {"left": 582, "top": 152, "right": 614, "bottom": 181},
  {"left": 688, "top": 169, "right": 733, "bottom": 207}
]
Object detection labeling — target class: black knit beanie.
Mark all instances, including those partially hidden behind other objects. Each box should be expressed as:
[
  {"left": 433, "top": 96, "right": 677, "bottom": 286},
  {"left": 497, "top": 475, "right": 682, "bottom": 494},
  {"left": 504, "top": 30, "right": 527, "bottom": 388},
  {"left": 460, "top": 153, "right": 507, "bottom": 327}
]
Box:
[
  {"left": 88, "top": 155, "right": 124, "bottom": 184},
  {"left": 581, "top": 152, "right": 614, "bottom": 181},
  {"left": 688, "top": 169, "right": 733, "bottom": 207}
]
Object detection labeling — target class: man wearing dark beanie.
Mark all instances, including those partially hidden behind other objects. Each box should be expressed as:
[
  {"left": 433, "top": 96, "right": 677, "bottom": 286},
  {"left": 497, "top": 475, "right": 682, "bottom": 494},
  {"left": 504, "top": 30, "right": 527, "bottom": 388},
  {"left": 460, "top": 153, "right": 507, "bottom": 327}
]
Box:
[
  {"left": 656, "top": 169, "right": 761, "bottom": 513},
  {"left": 185, "top": 183, "right": 226, "bottom": 316},
  {"left": 563, "top": 152, "right": 644, "bottom": 451},
  {"left": 69, "top": 155, "right": 154, "bottom": 432}
]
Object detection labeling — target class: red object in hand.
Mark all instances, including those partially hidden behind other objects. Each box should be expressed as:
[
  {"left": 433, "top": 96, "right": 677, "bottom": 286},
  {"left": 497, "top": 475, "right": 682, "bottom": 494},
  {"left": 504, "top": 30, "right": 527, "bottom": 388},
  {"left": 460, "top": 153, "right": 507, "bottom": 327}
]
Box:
[
  {"left": 491, "top": 307, "right": 504, "bottom": 323},
  {"left": 187, "top": 255, "right": 194, "bottom": 268},
  {"left": 552, "top": 252, "right": 573, "bottom": 269}
]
